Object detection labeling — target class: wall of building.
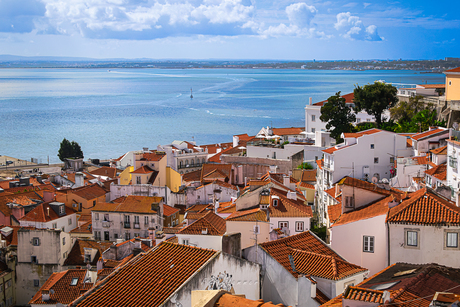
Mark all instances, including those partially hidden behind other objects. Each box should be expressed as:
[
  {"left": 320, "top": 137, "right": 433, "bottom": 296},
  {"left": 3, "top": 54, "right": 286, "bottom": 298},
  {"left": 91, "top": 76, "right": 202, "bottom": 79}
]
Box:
[
  {"left": 246, "top": 146, "right": 303, "bottom": 160},
  {"left": 446, "top": 74, "right": 460, "bottom": 101},
  {"left": 269, "top": 217, "right": 311, "bottom": 234},
  {"left": 186, "top": 183, "right": 238, "bottom": 207},
  {"left": 176, "top": 234, "right": 223, "bottom": 251},
  {"left": 166, "top": 166, "right": 182, "bottom": 193},
  {"left": 20, "top": 213, "right": 77, "bottom": 233},
  {"left": 226, "top": 220, "right": 270, "bottom": 249},
  {"left": 221, "top": 156, "right": 295, "bottom": 177},
  {"left": 164, "top": 252, "right": 260, "bottom": 307},
  {"left": 118, "top": 166, "right": 134, "bottom": 185},
  {"left": 389, "top": 223, "right": 460, "bottom": 268},
  {"left": 330, "top": 215, "right": 387, "bottom": 276}
]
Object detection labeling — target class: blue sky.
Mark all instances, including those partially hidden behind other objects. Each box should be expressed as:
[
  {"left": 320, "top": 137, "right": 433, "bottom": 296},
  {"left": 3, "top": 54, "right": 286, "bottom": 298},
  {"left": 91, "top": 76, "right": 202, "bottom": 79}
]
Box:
[{"left": 0, "top": 0, "right": 459, "bottom": 60}]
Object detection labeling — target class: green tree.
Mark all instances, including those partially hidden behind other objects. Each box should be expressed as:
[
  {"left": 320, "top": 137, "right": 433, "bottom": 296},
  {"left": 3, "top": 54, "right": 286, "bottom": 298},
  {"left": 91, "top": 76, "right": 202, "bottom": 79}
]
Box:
[
  {"left": 320, "top": 92, "right": 356, "bottom": 143},
  {"left": 297, "top": 162, "right": 314, "bottom": 170},
  {"left": 390, "top": 95, "right": 432, "bottom": 122},
  {"left": 58, "top": 138, "right": 84, "bottom": 162},
  {"left": 353, "top": 82, "right": 398, "bottom": 128}
]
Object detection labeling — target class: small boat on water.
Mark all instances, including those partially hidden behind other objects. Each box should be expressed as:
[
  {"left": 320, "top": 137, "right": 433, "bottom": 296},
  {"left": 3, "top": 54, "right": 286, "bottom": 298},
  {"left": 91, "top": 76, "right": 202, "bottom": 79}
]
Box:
[{"left": 190, "top": 88, "right": 193, "bottom": 99}]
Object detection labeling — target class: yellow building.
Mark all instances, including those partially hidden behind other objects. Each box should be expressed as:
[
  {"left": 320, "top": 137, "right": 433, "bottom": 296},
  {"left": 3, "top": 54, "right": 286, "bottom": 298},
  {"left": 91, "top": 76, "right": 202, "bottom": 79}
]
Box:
[
  {"left": 135, "top": 151, "right": 167, "bottom": 187},
  {"left": 118, "top": 166, "right": 134, "bottom": 185},
  {"left": 445, "top": 67, "right": 460, "bottom": 101},
  {"left": 166, "top": 166, "right": 182, "bottom": 193}
]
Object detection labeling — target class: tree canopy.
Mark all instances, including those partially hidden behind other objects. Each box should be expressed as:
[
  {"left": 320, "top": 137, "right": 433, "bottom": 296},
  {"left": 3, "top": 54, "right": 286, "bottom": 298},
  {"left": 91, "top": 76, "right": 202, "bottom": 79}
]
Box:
[
  {"left": 320, "top": 91, "right": 356, "bottom": 143},
  {"left": 390, "top": 95, "right": 432, "bottom": 123},
  {"left": 58, "top": 138, "right": 84, "bottom": 162},
  {"left": 353, "top": 81, "right": 398, "bottom": 128},
  {"left": 297, "top": 162, "right": 314, "bottom": 170}
]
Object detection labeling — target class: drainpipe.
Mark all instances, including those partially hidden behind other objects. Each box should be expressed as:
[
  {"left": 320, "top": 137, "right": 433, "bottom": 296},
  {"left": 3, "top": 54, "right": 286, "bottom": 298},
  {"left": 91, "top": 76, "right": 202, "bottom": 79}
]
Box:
[{"left": 387, "top": 222, "right": 391, "bottom": 266}]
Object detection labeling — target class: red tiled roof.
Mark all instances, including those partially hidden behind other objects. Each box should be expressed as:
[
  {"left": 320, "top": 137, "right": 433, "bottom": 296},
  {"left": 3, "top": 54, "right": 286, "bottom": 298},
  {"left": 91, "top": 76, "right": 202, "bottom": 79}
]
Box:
[
  {"left": 418, "top": 84, "right": 445, "bottom": 89},
  {"left": 186, "top": 204, "right": 213, "bottom": 213},
  {"left": 387, "top": 188, "right": 460, "bottom": 225},
  {"left": 29, "top": 269, "right": 92, "bottom": 305},
  {"left": 92, "top": 196, "right": 162, "bottom": 214},
  {"left": 214, "top": 293, "right": 282, "bottom": 307},
  {"left": 73, "top": 242, "right": 219, "bottom": 307},
  {"left": 70, "top": 184, "right": 107, "bottom": 200},
  {"left": 130, "top": 165, "right": 155, "bottom": 174},
  {"left": 20, "top": 202, "right": 76, "bottom": 223},
  {"left": 425, "top": 163, "right": 447, "bottom": 181},
  {"left": 177, "top": 211, "right": 226, "bottom": 236},
  {"left": 141, "top": 152, "right": 166, "bottom": 162},
  {"left": 338, "top": 177, "right": 406, "bottom": 200},
  {"left": 317, "top": 159, "right": 324, "bottom": 170},
  {"left": 69, "top": 221, "right": 92, "bottom": 234},
  {"left": 268, "top": 188, "right": 312, "bottom": 218},
  {"left": 301, "top": 170, "right": 316, "bottom": 182},
  {"left": 298, "top": 182, "right": 315, "bottom": 189},
  {"left": 64, "top": 239, "right": 112, "bottom": 266},
  {"left": 313, "top": 92, "right": 355, "bottom": 106},
  {"left": 292, "top": 249, "right": 367, "bottom": 280},
  {"left": 328, "top": 204, "right": 342, "bottom": 224},
  {"left": 163, "top": 204, "right": 180, "bottom": 217},
  {"left": 271, "top": 127, "right": 304, "bottom": 136},
  {"left": 445, "top": 67, "right": 460, "bottom": 73},
  {"left": 332, "top": 195, "right": 393, "bottom": 227},
  {"left": 217, "top": 202, "right": 236, "bottom": 214},
  {"left": 259, "top": 231, "right": 347, "bottom": 279},
  {"left": 182, "top": 169, "right": 202, "bottom": 183},
  {"left": 201, "top": 164, "right": 232, "bottom": 181},
  {"left": 412, "top": 156, "right": 430, "bottom": 165},
  {"left": 226, "top": 208, "right": 268, "bottom": 222},
  {"left": 343, "top": 286, "right": 384, "bottom": 303},
  {"left": 411, "top": 128, "right": 447, "bottom": 141},
  {"left": 89, "top": 167, "right": 118, "bottom": 178},
  {"left": 430, "top": 145, "right": 447, "bottom": 155},
  {"left": 342, "top": 128, "right": 382, "bottom": 139}
]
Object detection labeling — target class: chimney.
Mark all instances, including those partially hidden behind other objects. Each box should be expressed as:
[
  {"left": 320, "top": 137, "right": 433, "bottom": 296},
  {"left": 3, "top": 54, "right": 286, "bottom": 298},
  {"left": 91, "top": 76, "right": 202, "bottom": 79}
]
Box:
[
  {"left": 75, "top": 172, "right": 84, "bottom": 188},
  {"left": 41, "top": 290, "right": 50, "bottom": 302},
  {"left": 134, "top": 238, "right": 141, "bottom": 249},
  {"left": 283, "top": 175, "right": 290, "bottom": 187},
  {"left": 287, "top": 191, "right": 297, "bottom": 200},
  {"left": 233, "top": 135, "right": 239, "bottom": 147},
  {"left": 309, "top": 97, "right": 312, "bottom": 105},
  {"left": 97, "top": 257, "right": 103, "bottom": 272},
  {"left": 47, "top": 207, "right": 50, "bottom": 217},
  {"left": 43, "top": 191, "right": 54, "bottom": 202}
]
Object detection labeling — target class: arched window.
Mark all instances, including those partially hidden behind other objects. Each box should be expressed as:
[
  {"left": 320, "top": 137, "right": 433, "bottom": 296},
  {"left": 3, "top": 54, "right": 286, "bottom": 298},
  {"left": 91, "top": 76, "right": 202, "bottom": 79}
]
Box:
[
  {"left": 191, "top": 159, "right": 194, "bottom": 166},
  {"left": 179, "top": 161, "right": 183, "bottom": 168},
  {"left": 202, "top": 158, "right": 205, "bottom": 164},
  {"left": 185, "top": 160, "right": 189, "bottom": 166}
]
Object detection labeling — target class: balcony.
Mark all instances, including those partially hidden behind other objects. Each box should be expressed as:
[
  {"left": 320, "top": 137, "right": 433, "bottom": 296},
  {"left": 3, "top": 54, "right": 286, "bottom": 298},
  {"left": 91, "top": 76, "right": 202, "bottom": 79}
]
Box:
[
  {"left": 134, "top": 223, "right": 140, "bottom": 229},
  {"left": 102, "top": 221, "right": 110, "bottom": 228},
  {"left": 124, "top": 222, "right": 131, "bottom": 229}
]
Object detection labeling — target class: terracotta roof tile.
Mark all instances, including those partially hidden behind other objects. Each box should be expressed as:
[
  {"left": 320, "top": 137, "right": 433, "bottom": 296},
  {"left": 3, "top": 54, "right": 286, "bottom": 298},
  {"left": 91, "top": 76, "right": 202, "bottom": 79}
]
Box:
[
  {"left": 73, "top": 242, "right": 219, "bottom": 307},
  {"left": 29, "top": 269, "right": 92, "bottom": 305},
  {"left": 259, "top": 231, "right": 347, "bottom": 279},
  {"left": 163, "top": 204, "right": 180, "bottom": 217},
  {"left": 177, "top": 211, "right": 226, "bottom": 236},
  {"left": 292, "top": 249, "right": 366, "bottom": 280},
  {"left": 271, "top": 127, "right": 304, "bottom": 136},
  {"left": 412, "top": 156, "right": 430, "bottom": 165},
  {"left": 268, "top": 188, "right": 312, "bottom": 218},
  {"left": 201, "top": 164, "right": 232, "bottom": 181},
  {"left": 338, "top": 177, "right": 406, "bottom": 200},
  {"left": 89, "top": 167, "right": 118, "bottom": 178},
  {"left": 300, "top": 170, "right": 316, "bottom": 182},
  {"left": 445, "top": 67, "right": 460, "bottom": 73},
  {"left": 226, "top": 208, "right": 268, "bottom": 222},
  {"left": 332, "top": 195, "right": 393, "bottom": 227},
  {"left": 130, "top": 165, "right": 155, "bottom": 174},
  {"left": 70, "top": 184, "right": 107, "bottom": 200},
  {"left": 387, "top": 188, "right": 460, "bottom": 225},
  {"left": 140, "top": 152, "right": 166, "bottom": 162},
  {"left": 343, "top": 286, "right": 384, "bottom": 303},
  {"left": 430, "top": 145, "right": 447, "bottom": 155},
  {"left": 186, "top": 204, "right": 214, "bottom": 213},
  {"left": 313, "top": 92, "right": 355, "bottom": 106},
  {"left": 92, "top": 196, "right": 162, "bottom": 214},
  {"left": 64, "top": 239, "right": 112, "bottom": 266},
  {"left": 328, "top": 204, "right": 342, "bottom": 224},
  {"left": 214, "top": 293, "right": 283, "bottom": 307},
  {"left": 20, "top": 202, "right": 76, "bottom": 223},
  {"left": 411, "top": 128, "right": 448, "bottom": 141},
  {"left": 69, "top": 221, "right": 92, "bottom": 234},
  {"left": 317, "top": 159, "right": 324, "bottom": 170},
  {"left": 182, "top": 169, "right": 202, "bottom": 183},
  {"left": 425, "top": 163, "right": 447, "bottom": 181},
  {"left": 217, "top": 202, "right": 236, "bottom": 214},
  {"left": 342, "top": 128, "right": 383, "bottom": 138}
]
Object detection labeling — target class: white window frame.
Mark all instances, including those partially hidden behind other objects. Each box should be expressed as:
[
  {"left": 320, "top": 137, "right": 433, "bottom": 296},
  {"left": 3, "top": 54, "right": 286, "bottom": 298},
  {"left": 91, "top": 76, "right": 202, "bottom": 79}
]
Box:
[
  {"left": 311, "top": 115, "right": 316, "bottom": 122},
  {"left": 405, "top": 228, "right": 419, "bottom": 248},
  {"left": 295, "top": 221, "right": 304, "bottom": 232},
  {"left": 363, "top": 236, "right": 374, "bottom": 253},
  {"left": 444, "top": 229, "right": 460, "bottom": 250},
  {"left": 278, "top": 221, "right": 289, "bottom": 229},
  {"left": 374, "top": 157, "right": 379, "bottom": 164},
  {"left": 183, "top": 239, "right": 189, "bottom": 245}
]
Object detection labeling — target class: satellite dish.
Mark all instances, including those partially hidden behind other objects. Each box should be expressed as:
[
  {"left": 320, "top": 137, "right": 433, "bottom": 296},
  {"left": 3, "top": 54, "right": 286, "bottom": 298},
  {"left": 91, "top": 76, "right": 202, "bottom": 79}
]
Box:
[
  {"left": 371, "top": 177, "right": 378, "bottom": 183},
  {"left": 381, "top": 178, "right": 389, "bottom": 184},
  {"left": 402, "top": 159, "right": 407, "bottom": 164}
]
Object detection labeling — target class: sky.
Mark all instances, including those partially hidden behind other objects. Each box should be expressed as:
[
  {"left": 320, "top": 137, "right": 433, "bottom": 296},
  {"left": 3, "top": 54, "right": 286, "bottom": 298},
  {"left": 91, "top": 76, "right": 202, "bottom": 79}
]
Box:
[{"left": 0, "top": 0, "right": 459, "bottom": 60}]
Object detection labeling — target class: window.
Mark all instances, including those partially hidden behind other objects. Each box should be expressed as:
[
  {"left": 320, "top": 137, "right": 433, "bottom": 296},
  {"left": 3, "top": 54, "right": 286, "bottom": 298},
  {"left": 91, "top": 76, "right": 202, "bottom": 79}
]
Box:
[
  {"left": 273, "top": 199, "right": 278, "bottom": 207},
  {"left": 94, "top": 231, "right": 101, "bottom": 241},
  {"left": 33, "top": 280, "right": 39, "bottom": 287},
  {"left": 390, "top": 157, "right": 395, "bottom": 163},
  {"left": 70, "top": 278, "right": 79, "bottom": 286},
  {"left": 191, "top": 159, "right": 194, "bottom": 166},
  {"left": 134, "top": 216, "right": 139, "bottom": 224},
  {"left": 357, "top": 118, "right": 361, "bottom": 123},
  {"left": 311, "top": 115, "right": 316, "bottom": 122},
  {"left": 32, "top": 237, "right": 40, "bottom": 246},
  {"left": 93, "top": 200, "right": 96, "bottom": 207},
  {"left": 114, "top": 233, "right": 118, "bottom": 239},
  {"left": 447, "top": 232, "right": 458, "bottom": 248},
  {"left": 311, "top": 128, "right": 316, "bottom": 133},
  {"left": 279, "top": 221, "right": 289, "bottom": 229},
  {"left": 125, "top": 232, "right": 131, "bottom": 240},
  {"left": 62, "top": 237, "right": 66, "bottom": 245},
  {"left": 363, "top": 236, "right": 374, "bottom": 253},
  {"left": 95, "top": 213, "right": 99, "bottom": 220},
  {"left": 84, "top": 254, "right": 91, "bottom": 263},
  {"left": 31, "top": 256, "right": 38, "bottom": 264},
  {"left": 450, "top": 156, "right": 458, "bottom": 170},
  {"left": 445, "top": 230, "right": 460, "bottom": 249},
  {"left": 52, "top": 222, "right": 57, "bottom": 229},
  {"left": 374, "top": 157, "right": 379, "bottom": 164},
  {"left": 59, "top": 205, "right": 65, "bottom": 215},
  {"left": 295, "top": 221, "right": 304, "bottom": 232},
  {"left": 144, "top": 216, "right": 149, "bottom": 225},
  {"left": 405, "top": 229, "right": 418, "bottom": 247},
  {"left": 104, "top": 214, "right": 109, "bottom": 222},
  {"left": 68, "top": 218, "right": 72, "bottom": 225},
  {"left": 183, "top": 239, "right": 189, "bottom": 245},
  {"left": 5, "top": 280, "right": 11, "bottom": 289},
  {"left": 344, "top": 196, "right": 354, "bottom": 208},
  {"left": 136, "top": 176, "right": 141, "bottom": 184},
  {"left": 370, "top": 144, "right": 374, "bottom": 149}
]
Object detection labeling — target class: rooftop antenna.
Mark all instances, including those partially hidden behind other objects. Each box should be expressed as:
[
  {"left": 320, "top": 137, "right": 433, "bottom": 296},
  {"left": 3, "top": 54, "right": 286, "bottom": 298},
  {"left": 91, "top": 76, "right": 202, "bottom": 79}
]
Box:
[{"left": 190, "top": 88, "right": 193, "bottom": 99}]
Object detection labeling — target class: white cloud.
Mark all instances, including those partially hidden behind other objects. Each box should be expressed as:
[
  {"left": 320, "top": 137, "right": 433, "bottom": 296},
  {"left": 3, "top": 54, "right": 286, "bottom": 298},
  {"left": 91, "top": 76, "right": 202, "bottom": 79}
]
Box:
[
  {"left": 335, "top": 11, "right": 382, "bottom": 41},
  {"left": 285, "top": 2, "right": 317, "bottom": 28}
]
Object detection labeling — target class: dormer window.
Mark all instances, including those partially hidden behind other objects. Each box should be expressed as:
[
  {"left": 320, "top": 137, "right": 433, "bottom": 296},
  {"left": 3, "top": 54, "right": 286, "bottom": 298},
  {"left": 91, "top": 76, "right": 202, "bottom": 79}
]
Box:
[
  {"left": 273, "top": 199, "right": 278, "bottom": 207},
  {"left": 59, "top": 205, "right": 65, "bottom": 215},
  {"left": 70, "top": 278, "right": 78, "bottom": 286}
]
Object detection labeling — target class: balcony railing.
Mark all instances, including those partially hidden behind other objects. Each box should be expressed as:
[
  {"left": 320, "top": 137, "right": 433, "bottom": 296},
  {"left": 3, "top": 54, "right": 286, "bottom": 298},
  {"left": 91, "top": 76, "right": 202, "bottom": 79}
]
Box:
[
  {"left": 134, "top": 223, "right": 140, "bottom": 229},
  {"left": 102, "top": 221, "right": 110, "bottom": 228},
  {"left": 124, "top": 222, "right": 131, "bottom": 229}
]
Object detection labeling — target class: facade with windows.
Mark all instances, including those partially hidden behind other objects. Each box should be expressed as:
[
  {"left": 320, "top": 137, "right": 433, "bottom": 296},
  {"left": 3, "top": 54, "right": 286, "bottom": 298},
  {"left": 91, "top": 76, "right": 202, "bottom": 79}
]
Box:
[
  {"left": 91, "top": 196, "right": 164, "bottom": 242},
  {"left": 388, "top": 188, "right": 460, "bottom": 268},
  {"left": 19, "top": 202, "right": 78, "bottom": 233}
]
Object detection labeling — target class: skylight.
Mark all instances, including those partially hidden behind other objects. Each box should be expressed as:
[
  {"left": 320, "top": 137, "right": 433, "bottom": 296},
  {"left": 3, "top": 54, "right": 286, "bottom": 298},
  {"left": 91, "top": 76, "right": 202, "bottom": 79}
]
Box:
[
  {"left": 70, "top": 278, "right": 78, "bottom": 286},
  {"left": 369, "top": 281, "right": 400, "bottom": 290}
]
